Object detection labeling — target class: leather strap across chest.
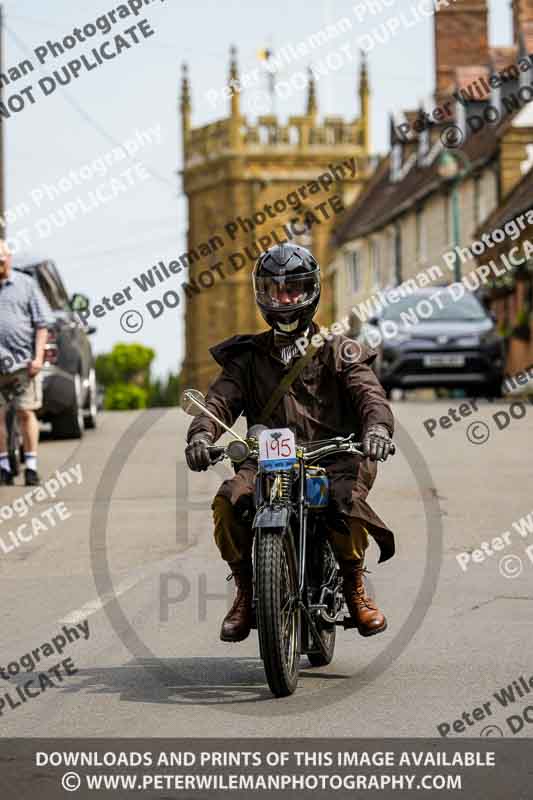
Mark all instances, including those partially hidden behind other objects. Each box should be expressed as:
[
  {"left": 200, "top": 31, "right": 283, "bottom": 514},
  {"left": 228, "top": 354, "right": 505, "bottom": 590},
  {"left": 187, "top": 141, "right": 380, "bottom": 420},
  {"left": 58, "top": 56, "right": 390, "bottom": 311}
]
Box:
[{"left": 259, "top": 344, "right": 319, "bottom": 425}]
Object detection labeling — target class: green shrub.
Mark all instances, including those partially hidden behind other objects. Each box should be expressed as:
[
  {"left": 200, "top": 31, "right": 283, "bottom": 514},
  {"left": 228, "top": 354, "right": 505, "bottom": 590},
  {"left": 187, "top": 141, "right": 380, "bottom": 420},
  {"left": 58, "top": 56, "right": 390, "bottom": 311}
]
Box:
[
  {"left": 104, "top": 383, "right": 149, "bottom": 410},
  {"left": 148, "top": 372, "right": 181, "bottom": 407},
  {"left": 96, "top": 343, "right": 180, "bottom": 409},
  {"left": 95, "top": 343, "right": 155, "bottom": 387}
]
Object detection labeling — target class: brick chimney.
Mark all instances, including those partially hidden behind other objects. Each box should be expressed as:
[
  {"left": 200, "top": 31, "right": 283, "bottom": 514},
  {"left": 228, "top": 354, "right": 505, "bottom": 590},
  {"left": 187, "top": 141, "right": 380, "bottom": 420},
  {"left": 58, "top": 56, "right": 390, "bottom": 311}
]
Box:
[
  {"left": 434, "top": 1, "right": 489, "bottom": 97},
  {"left": 512, "top": 0, "right": 533, "bottom": 50}
]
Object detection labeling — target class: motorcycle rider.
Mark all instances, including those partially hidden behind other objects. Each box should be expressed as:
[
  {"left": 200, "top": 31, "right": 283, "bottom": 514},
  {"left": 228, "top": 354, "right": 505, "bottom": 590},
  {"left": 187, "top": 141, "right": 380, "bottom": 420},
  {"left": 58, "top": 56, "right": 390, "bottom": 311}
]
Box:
[{"left": 185, "top": 243, "right": 395, "bottom": 643}]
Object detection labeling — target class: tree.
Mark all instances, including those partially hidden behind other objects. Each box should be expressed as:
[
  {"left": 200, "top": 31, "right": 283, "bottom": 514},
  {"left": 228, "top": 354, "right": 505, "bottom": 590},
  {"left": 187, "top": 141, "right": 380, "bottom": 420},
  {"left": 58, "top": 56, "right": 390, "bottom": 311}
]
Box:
[
  {"left": 95, "top": 343, "right": 180, "bottom": 409},
  {"left": 148, "top": 372, "right": 181, "bottom": 407}
]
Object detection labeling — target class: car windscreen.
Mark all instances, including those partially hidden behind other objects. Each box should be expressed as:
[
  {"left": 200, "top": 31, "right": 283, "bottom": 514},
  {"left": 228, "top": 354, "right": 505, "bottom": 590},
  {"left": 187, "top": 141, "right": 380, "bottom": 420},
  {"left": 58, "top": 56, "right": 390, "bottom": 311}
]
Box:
[
  {"left": 34, "top": 265, "right": 68, "bottom": 311},
  {"left": 381, "top": 291, "right": 487, "bottom": 322}
]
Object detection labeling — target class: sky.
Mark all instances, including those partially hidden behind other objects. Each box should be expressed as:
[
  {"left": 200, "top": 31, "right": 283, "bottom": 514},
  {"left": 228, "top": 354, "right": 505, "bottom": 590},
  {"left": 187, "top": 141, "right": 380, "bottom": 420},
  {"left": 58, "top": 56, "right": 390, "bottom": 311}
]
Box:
[{"left": 2, "top": 0, "right": 512, "bottom": 376}]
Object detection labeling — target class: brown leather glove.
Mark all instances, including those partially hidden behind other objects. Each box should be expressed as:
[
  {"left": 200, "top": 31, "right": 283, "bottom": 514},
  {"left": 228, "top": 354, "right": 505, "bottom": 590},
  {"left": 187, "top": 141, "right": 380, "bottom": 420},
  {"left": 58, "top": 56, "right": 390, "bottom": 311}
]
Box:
[
  {"left": 363, "top": 424, "right": 393, "bottom": 462},
  {"left": 185, "top": 433, "right": 213, "bottom": 471}
]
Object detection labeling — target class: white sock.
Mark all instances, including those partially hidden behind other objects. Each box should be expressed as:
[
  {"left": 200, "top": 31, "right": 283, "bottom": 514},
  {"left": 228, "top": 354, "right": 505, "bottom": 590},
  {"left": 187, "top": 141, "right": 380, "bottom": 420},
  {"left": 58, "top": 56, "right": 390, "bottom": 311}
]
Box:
[
  {"left": 0, "top": 453, "right": 10, "bottom": 472},
  {"left": 25, "top": 453, "right": 37, "bottom": 472}
]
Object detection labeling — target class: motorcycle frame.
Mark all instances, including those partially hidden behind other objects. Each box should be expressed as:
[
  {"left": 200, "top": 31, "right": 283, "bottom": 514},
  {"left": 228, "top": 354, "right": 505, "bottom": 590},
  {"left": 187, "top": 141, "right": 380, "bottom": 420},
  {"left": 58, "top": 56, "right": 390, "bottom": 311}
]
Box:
[{"left": 252, "top": 458, "right": 340, "bottom": 663}]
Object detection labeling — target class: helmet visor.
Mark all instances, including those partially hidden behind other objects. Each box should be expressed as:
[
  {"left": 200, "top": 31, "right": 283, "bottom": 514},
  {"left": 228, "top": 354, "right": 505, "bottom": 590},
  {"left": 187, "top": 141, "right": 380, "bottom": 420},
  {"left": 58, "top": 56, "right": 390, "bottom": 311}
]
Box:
[{"left": 253, "top": 269, "right": 320, "bottom": 310}]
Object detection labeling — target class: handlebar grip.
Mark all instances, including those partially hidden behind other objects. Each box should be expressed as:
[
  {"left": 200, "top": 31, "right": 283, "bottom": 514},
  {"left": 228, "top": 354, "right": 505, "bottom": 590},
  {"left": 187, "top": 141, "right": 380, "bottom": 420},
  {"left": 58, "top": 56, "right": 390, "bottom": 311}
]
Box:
[{"left": 208, "top": 445, "right": 225, "bottom": 462}]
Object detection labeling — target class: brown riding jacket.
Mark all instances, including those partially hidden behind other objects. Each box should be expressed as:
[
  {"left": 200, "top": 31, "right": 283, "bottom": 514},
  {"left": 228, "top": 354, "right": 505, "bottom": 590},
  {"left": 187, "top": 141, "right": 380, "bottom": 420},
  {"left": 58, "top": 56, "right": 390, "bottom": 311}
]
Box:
[{"left": 187, "top": 325, "right": 395, "bottom": 562}]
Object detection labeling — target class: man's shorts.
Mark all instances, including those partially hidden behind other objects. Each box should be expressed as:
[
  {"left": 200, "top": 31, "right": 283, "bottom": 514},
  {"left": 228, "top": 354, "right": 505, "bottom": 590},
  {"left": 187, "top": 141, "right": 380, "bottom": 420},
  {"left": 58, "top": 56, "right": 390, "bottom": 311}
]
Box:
[{"left": 0, "top": 369, "right": 43, "bottom": 411}]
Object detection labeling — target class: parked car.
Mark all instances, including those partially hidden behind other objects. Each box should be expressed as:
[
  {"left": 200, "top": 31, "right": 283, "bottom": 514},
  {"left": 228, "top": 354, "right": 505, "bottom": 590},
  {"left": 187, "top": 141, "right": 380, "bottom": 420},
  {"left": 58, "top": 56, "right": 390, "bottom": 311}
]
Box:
[
  {"left": 13, "top": 254, "right": 98, "bottom": 438},
  {"left": 359, "top": 288, "right": 505, "bottom": 397}
]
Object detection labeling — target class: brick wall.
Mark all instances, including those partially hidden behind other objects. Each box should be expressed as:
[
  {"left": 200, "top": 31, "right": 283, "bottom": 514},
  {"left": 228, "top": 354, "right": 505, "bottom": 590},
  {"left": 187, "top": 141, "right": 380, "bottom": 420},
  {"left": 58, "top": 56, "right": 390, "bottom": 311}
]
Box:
[
  {"left": 512, "top": 0, "right": 533, "bottom": 45},
  {"left": 434, "top": 1, "right": 489, "bottom": 97}
]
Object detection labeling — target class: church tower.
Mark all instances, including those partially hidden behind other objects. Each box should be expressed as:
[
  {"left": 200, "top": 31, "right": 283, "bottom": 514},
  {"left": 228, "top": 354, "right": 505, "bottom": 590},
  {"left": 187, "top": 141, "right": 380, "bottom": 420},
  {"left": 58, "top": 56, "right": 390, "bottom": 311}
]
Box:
[{"left": 180, "top": 49, "right": 371, "bottom": 390}]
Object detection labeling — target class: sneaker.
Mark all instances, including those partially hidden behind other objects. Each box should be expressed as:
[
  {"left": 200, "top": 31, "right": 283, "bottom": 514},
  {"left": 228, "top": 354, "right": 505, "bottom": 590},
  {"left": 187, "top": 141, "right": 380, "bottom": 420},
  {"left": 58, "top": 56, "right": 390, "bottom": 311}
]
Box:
[
  {"left": 0, "top": 468, "right": 14, "bottom": 486},
  {"left": 24, "top": 468, "right": 40, "bottom": 487}
]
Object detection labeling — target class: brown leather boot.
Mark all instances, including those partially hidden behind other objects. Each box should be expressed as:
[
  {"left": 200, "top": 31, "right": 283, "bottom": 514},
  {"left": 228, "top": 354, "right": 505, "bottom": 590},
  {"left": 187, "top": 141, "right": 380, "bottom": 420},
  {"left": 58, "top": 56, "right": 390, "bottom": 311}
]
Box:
[
  {"left": 341, "top": 560, "right": 387, "bottom": 637},
  {"left": 220, "top": 560, "right": 254, "bottom": 643}
]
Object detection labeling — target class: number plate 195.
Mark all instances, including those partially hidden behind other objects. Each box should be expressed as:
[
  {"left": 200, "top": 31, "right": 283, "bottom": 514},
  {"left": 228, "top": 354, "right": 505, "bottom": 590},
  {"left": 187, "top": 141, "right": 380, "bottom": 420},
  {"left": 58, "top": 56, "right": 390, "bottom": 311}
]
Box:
[{"left": 258, "top": 428, "right": 297, "bottom": 471}]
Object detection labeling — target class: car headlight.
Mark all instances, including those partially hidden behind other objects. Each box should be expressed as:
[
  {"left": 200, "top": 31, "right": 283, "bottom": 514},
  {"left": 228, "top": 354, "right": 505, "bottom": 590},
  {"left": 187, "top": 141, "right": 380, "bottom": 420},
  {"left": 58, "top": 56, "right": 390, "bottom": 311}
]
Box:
[{"left": 479, "top": 331, "right": 501, "bottom": 346}]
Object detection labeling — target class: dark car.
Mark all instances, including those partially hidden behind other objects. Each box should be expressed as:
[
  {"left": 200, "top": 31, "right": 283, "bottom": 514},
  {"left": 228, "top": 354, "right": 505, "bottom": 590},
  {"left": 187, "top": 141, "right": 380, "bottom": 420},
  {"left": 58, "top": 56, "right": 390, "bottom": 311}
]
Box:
[
  {"left": 360, "top": 288, "right": 505, "bottom": 397},
  {"left": 13, "top": 255, "right": 98, "bottom": 438}
]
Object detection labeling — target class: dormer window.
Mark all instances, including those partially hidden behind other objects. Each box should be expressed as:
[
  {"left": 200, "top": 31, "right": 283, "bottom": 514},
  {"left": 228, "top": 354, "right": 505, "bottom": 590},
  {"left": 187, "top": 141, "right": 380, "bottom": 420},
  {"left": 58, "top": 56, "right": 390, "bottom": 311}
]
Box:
[
  {"left": 519, "top": 56, "right": 533, "bottom": 89},
  {"left": 491, "top": 81, "right": 502, "bottom": 115},
  {"left": 454, "top": 100, "right": 467, "bottom": 141},
  {"left": 391, "top": 143, "right": 403, "bottom": 182},
  {"left": 418, "top": 127, "right": 430, "bottom": 163}
]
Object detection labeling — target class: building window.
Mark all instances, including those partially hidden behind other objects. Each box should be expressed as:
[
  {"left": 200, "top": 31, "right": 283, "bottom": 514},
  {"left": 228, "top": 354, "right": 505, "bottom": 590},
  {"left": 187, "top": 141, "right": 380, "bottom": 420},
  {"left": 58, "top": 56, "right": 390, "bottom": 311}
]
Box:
[
  {"left": 418, "top": 128, "right": 430, "bottom": 163},
  {"left": 473, "top": 175, "right": 488, "bottom": 226},
  {"left": 479, "top": 177, "right": 488, "bottom": 223},
  {"left": 520, "top": 60, "right": 533, "bottom": 90},
  {"left": 371, "top": 239, "right": 380, "bottom": 287},
  {"left": 473, "top": 177, "right": 480, "bottom": 226},
  {"left": 344, "top": 250, "right": 360, "bottom": 293},
  {"left": 416, "top": 207, "right": 427, "bottom": 263},
  {"left": 381, "top": 230, "right": 394, "bottom": 288},
  {"left": 394, "top": 223, "right": 402, "bottom": 285}
]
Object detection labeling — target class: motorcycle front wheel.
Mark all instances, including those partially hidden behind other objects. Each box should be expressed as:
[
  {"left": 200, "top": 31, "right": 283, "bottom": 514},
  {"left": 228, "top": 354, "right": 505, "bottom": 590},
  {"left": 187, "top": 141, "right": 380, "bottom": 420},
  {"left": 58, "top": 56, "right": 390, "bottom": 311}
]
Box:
[{"left": 255, "top": 528, "right": 300, "bottom": 698}]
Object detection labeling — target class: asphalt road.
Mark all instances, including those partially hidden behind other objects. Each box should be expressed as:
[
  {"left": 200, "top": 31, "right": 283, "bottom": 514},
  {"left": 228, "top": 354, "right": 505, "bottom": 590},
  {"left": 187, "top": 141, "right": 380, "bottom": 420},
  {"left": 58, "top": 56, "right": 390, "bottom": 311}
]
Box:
[{"left": 1, "top": 400, "right": 531, "bottom": 738}]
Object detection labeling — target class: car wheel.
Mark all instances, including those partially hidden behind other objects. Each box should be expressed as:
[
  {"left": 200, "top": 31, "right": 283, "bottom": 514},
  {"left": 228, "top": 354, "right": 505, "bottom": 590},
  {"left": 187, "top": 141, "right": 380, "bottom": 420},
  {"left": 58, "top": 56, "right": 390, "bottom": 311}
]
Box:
[
  {"left": 51, "top": 374, "right": 85, "bottom": 439},
  {"left": 83, "top": 368, "right": 98, "bottom": 430}
]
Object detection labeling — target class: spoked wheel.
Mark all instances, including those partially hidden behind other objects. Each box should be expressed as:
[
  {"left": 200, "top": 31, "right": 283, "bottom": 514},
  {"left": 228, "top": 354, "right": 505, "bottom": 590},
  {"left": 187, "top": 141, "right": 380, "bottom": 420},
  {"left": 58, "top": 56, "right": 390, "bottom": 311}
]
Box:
[
  {"left": 307, "top": 539, "right": 338, "bottom": 667},
  {"left": 255, "top": 528, "right": 300, "bottom": 697}
]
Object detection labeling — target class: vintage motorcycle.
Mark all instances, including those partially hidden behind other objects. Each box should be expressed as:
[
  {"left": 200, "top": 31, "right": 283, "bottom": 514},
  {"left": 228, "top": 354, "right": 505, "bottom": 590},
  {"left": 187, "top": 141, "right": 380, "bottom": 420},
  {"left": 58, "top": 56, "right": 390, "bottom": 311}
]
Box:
[{"left": 182, "top": 389, "right": 394, "bottom": 698}]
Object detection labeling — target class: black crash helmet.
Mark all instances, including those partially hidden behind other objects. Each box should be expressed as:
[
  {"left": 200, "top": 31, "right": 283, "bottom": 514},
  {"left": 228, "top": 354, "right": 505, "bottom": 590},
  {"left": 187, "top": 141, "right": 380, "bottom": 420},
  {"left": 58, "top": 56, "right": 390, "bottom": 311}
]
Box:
[{"left": 252, "top": 244, "right": 320, "bottom": 336}]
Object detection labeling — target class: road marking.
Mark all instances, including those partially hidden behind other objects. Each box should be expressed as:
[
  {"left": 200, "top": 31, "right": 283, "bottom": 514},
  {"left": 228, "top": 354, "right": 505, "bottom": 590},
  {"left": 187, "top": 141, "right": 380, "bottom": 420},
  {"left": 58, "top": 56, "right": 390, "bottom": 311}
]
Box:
[
  {"left": 59, "top": 549, "right": 206, "bottom": 626},
  {"left": 60, "top": 574, "right": 141, "bottom": 625}
]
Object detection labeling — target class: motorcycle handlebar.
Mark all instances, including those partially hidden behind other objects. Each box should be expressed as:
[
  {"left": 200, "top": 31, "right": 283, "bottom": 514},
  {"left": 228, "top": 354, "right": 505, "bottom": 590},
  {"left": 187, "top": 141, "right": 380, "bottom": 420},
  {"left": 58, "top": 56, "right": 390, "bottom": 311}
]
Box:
[
  {"left": 208, "top": 438, "right": 395, "bottom": 464},
  {"left": 207, "top": 445, "right": 226, "bottom": 463}
]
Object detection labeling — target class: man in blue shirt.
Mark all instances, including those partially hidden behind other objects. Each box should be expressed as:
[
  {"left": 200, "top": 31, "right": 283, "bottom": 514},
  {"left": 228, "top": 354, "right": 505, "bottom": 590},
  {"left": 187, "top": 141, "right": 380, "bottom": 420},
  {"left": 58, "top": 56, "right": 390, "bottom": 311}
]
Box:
[{"left": 0, "top": 242, "right": 54, "bottom": 486}]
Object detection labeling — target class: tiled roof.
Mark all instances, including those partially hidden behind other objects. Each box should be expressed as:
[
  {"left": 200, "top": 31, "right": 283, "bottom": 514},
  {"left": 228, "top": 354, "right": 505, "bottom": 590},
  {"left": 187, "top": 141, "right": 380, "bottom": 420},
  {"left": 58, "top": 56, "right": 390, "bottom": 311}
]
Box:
[
  {"left": 334, "top": 155, "right": 390, "bottom": 244},
  {"left": 334, "top": 116, "right": 514, "bottom": 245}
]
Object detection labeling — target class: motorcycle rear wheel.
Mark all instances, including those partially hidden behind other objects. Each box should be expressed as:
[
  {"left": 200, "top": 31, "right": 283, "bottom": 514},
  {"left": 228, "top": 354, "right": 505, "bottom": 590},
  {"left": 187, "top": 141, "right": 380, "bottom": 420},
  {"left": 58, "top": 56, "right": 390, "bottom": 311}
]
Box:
[{"left": 255, "top": 528, "right": 300, "bottom": 698}]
